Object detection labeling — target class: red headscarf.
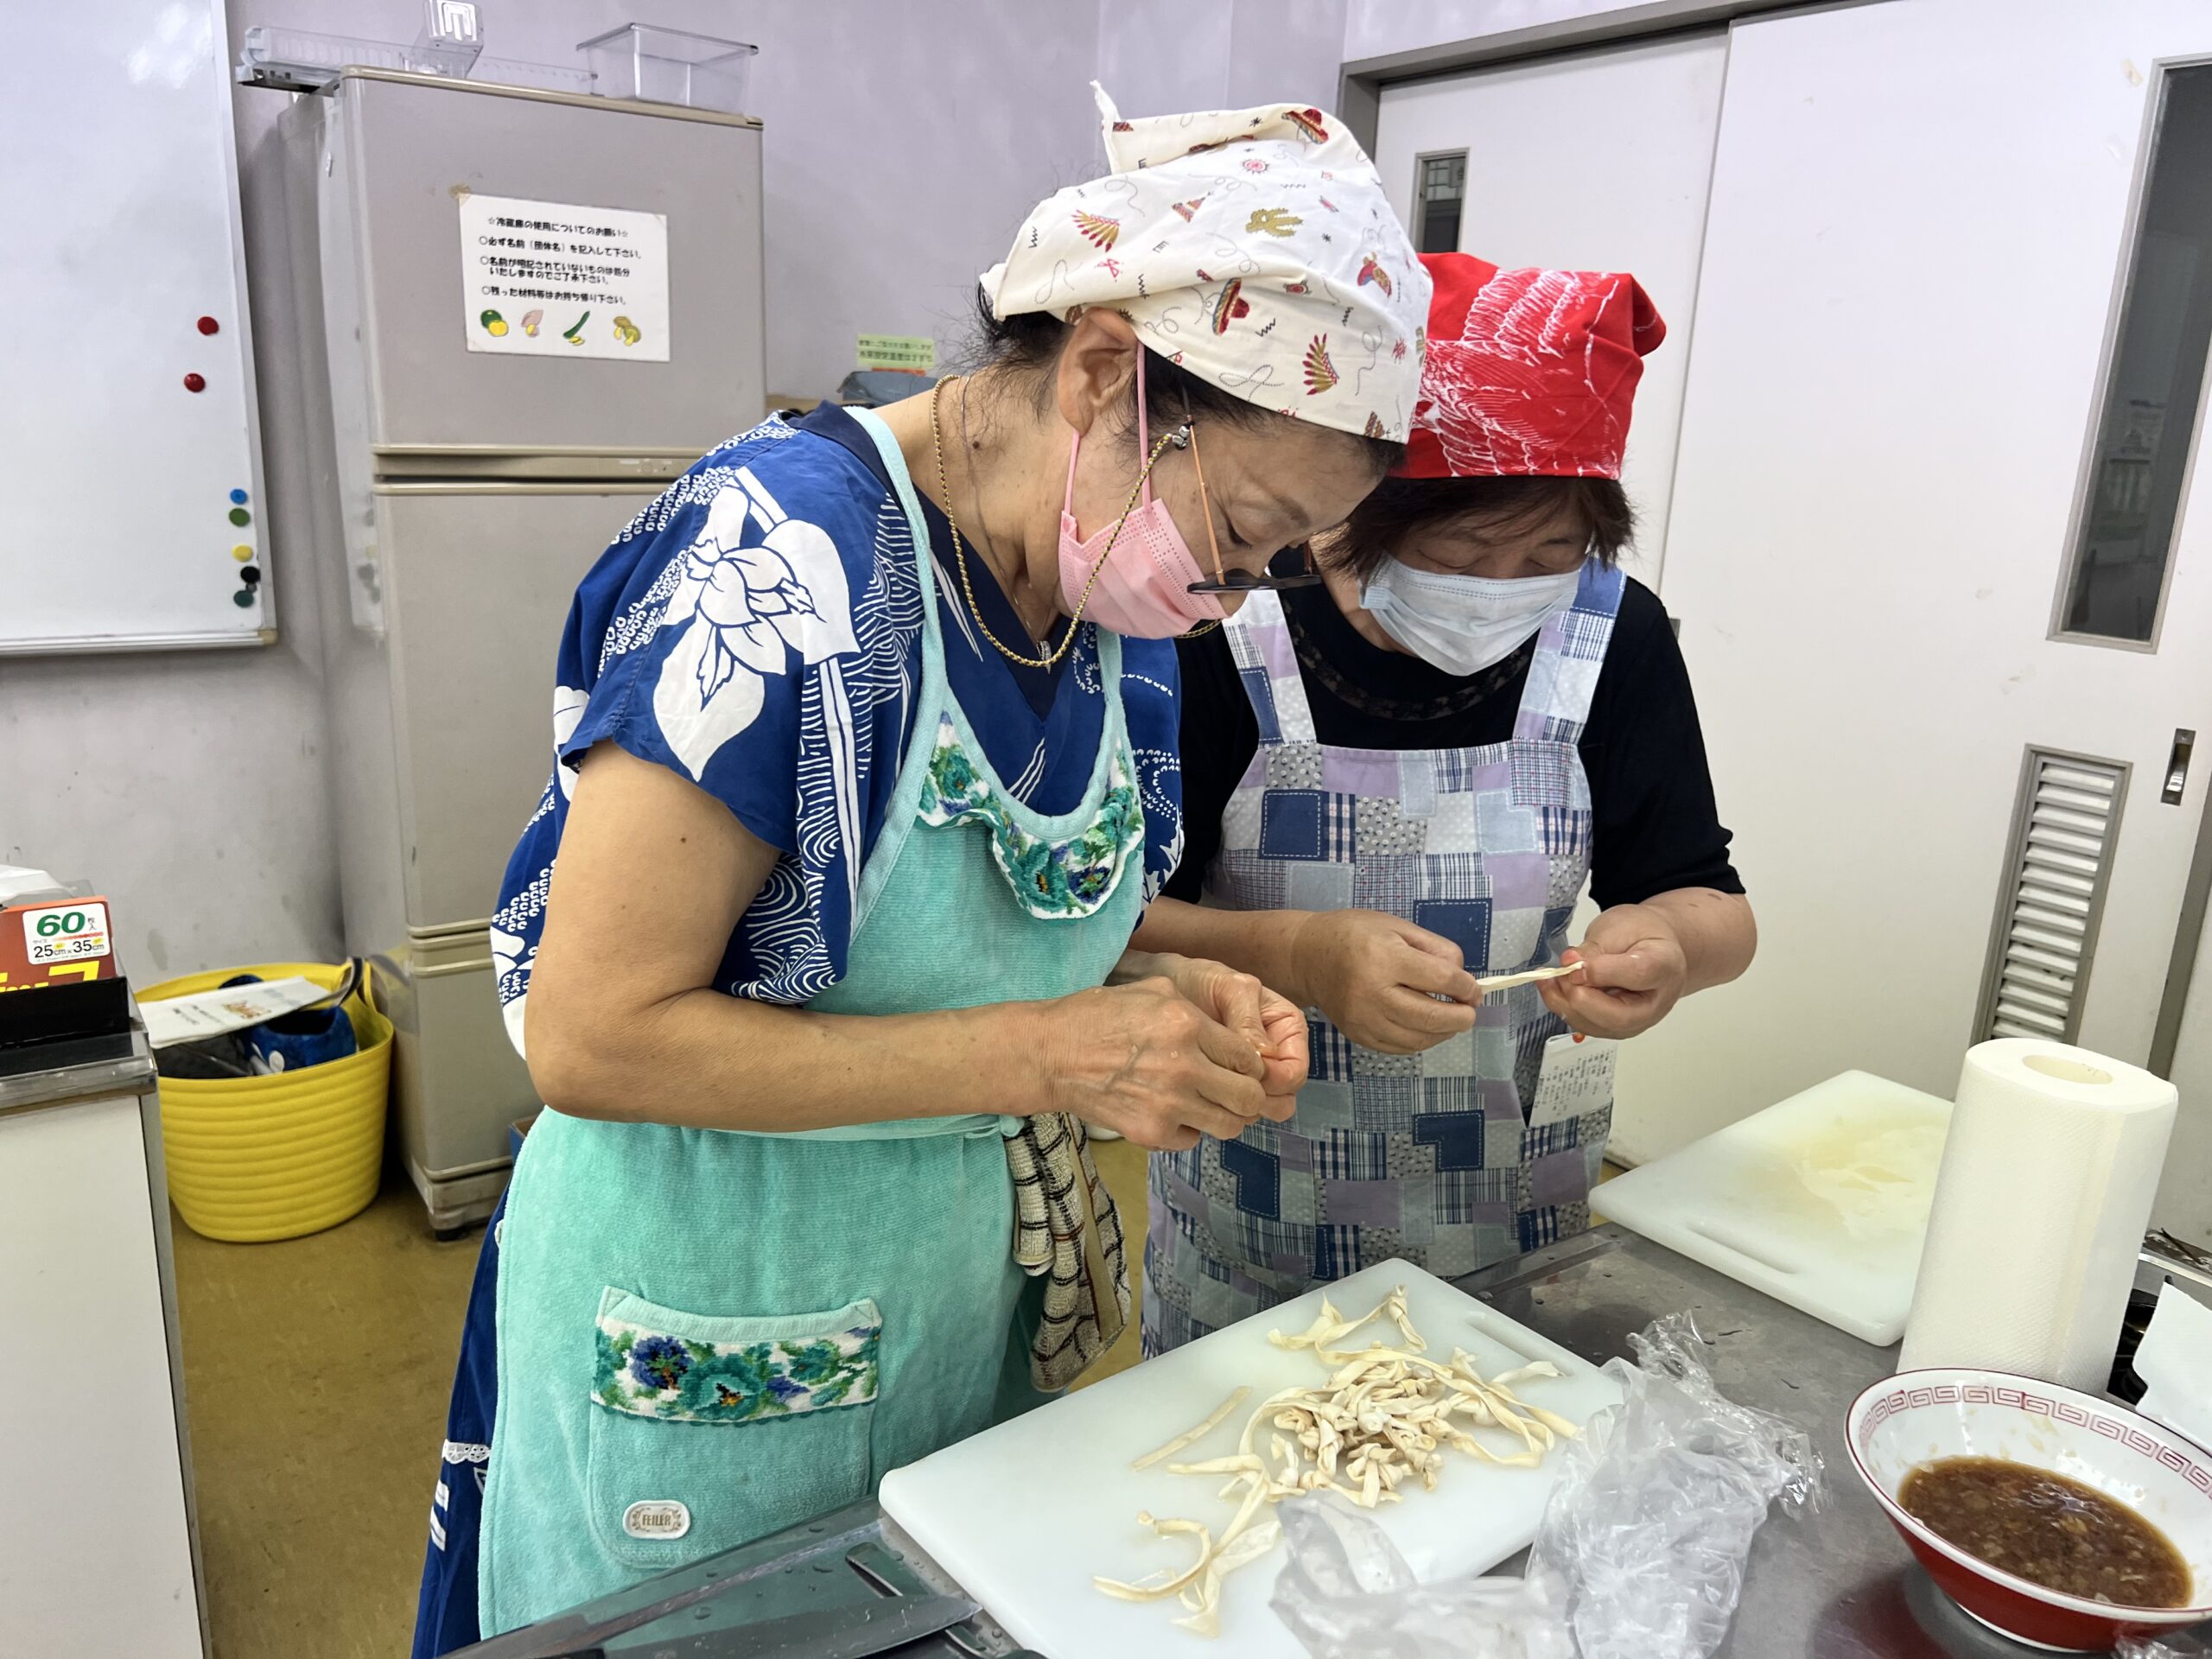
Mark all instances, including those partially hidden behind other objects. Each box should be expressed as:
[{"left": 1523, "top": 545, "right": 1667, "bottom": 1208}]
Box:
[{"left": 1395, "top": 251, "right": 1665, "bottom": 480}]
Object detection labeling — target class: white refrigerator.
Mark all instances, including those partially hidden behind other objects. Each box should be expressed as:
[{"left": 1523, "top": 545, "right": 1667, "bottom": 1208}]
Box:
[{"left": 282, "top": 68, "right": 766, "bottom": 1230}]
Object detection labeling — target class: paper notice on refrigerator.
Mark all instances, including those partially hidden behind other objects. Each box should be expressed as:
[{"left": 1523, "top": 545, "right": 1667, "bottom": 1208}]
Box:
[{"left": 458, "top": 193, "right": 670, "bottom": 363}]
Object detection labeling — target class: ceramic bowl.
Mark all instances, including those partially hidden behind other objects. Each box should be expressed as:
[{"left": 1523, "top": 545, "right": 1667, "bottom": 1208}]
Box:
[{"left": 1847, "top": 1368, "right": 2212, "bottom": 1649}]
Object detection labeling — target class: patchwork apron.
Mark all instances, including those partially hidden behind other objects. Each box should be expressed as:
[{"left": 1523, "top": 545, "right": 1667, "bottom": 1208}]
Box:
[
  {"left": 480, "top": 411, "right": 1145, "bottom": 1634},
  {"left": 1145, "top": 561, "right": 1624, "bottom": 1351}
]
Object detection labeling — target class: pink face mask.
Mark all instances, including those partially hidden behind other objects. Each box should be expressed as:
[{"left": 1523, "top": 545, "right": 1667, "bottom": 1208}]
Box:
[{"left": 1058, "top": 355, "right": 1229, "bottom": 639}]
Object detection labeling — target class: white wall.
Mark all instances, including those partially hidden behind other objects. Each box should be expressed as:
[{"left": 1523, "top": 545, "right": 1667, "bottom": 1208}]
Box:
[
  {"left": 1097, "top": 0, "right": 1348, "bottom": 137},
  {"left": 1, "top": 0, "right": 1365, "bottom": 983},
  {"left": 1344, "top": 0, "right": 1724, "bottom": 64},
  {"left": 743, "top": 4, "right": 1104, "bottom": 397}
]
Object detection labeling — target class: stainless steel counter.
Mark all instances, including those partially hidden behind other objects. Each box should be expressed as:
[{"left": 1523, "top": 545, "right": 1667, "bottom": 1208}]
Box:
[
  {"left": 455, "top": 1225, "right": 2166, "bottom": 1658},
  {"left": 1460, "top": 1224, "right": 2113, "bottom": 1658}
]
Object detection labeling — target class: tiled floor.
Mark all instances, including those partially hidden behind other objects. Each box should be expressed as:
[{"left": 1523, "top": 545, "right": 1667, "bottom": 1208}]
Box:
[{"left": 170, "top": 1144, "right": 1154, "bottom": 1658}]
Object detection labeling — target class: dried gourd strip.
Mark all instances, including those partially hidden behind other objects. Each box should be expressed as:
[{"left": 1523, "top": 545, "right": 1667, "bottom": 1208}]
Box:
[
  {"left": 1092, "top": 1513, "right": 1215, "bottom": 1600},
  {"left": 1489, "top": 1360, "right": 1565, "bottom": 1389},
  {"left": 1171, "top": 1517, "right": 1284, "bottom": 1637},
  {"left": 1101, "top": 1287, "right": 1583, "bottom": 1635},
  {"left": 1131, "top": 1385, "right": 1251, "bottom": 1470}
]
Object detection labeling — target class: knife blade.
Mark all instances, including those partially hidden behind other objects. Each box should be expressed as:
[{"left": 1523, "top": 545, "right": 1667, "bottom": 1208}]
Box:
[{"left": 705, "top": 1593, "right": 979, "bottom": 1659}]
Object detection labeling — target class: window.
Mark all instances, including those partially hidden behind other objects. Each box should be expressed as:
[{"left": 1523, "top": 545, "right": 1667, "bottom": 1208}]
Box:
[
  {"left": 2058, "top": 65, "right": 2212, "bottom": 645},
  {"left": 1414, "top": 151, "right": 1466, "bottom": 256}
]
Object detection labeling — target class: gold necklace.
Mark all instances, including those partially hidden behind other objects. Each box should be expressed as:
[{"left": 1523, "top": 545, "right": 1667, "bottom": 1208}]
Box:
[{"left": 928, "top": 375, "right": 1182, "bottom": 671}]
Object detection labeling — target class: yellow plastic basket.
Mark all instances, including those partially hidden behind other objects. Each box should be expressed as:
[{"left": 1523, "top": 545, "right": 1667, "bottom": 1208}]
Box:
[{"left": 144, "top": 961, "right": 391, "bottom": 1243}]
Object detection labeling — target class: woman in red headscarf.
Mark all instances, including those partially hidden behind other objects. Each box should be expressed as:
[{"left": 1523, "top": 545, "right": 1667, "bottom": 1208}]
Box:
[{"left": 1131, "top": 251, "right": 1756, "bottom": 1350}]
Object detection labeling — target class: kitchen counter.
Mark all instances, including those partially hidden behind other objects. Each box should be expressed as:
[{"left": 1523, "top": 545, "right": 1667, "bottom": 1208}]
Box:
[
  {"left": 452, "top": 1225, "right": 2164, "bottom": 1658},
  {"left": 1467, "top": 1226, "right": 2099, "bottom": 1658},
  {"left": 0, "top": 1025, "right": 208, "bottom": 1658}
]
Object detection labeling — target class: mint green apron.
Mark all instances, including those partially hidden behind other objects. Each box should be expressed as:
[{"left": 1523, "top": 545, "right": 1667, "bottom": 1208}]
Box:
[{"left": 478, "top": 410, "right": 1146, "bottom": 1634}]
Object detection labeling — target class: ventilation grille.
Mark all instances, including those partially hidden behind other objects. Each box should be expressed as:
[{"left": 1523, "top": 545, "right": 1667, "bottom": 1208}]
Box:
[{"left": 1977, "top": 749, "right": 2129, "bottom": 1043}]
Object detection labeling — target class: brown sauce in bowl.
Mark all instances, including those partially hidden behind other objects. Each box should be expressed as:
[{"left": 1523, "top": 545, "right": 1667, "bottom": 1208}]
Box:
[{"left": 1898, "top": 1456, "right": 2191, "bottom": 1608}]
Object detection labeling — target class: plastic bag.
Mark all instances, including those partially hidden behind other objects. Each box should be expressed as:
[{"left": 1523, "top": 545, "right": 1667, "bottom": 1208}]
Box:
[
  {"left": 2119, "top": 1634, "right": 2212, "bottom": 1658},
  {"left": 1272, "top": 1501, "right": 1576, "bottom": 1659},
  {"left": 1271, "top": 1313, "right": 1822, "bottom": 1659}
]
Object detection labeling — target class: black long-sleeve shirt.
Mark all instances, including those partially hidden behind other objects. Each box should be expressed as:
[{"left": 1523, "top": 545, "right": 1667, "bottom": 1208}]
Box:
[{"left": 1165, "top": 574, "right": 1745, "bottom": 908}]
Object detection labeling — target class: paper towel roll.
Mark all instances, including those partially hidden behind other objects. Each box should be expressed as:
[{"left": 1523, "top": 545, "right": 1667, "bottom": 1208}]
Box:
[{"left": 1898, "top": 1039, "right": 2176, "bottom": 1390}]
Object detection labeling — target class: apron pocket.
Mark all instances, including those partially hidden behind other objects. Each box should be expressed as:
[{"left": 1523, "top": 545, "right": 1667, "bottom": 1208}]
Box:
[{"left": 585, "top": 1287, "right": 881, "bottom": 1567}]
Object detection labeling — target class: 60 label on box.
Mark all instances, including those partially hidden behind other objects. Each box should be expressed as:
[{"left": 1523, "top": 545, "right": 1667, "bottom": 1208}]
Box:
[
  {"left": 1, "top": 898, "right": 117, "bottom": 991},
  {"left": 25, "top": 902, "right": 110, "bottom": 962}
]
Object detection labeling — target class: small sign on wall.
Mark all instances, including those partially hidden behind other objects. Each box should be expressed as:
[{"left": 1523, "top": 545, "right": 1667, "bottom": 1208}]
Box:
[
  {"left": 857, "top": 333, "right": 937, "bottom": 373},
  {"left": 459, "top": 192, "right": 670, "bottom": 362}
]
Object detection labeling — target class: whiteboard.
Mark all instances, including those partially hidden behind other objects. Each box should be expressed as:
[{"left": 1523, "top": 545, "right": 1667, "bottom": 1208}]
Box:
[{"left": 0, "top": 0, "right": 270, "bottom": 653}]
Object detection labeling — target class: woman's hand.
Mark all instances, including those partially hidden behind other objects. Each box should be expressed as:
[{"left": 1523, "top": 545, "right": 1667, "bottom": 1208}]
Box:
[
  {"left": 1036, "top": 976, "right": 1281, "bottom": 1150},
  {"left": 1149, "top": 954, "right": 1308, "bottom": 1106},
  {"left": 1289, "top": 910, "right": 1480, "bottom": 1055},
  {"left": 1540, "top": 904, "right": 1689, "bottom": 1039}
]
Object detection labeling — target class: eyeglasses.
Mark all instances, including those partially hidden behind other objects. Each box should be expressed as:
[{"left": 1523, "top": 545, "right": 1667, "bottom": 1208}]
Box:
[
  {"left": 1174, "top": 416, "right": 1328, "bottom": 595},
  {"left": 1187, "top": 558, "right": 1325, "bottom": 594}
]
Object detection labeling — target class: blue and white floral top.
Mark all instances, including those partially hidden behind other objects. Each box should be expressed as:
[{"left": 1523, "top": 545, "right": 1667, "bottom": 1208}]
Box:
[{"left": 488, "top": 405, "right": 1183, "bottom": 1050}]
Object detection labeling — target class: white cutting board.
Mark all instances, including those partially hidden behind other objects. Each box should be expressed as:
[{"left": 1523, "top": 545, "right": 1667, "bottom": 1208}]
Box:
[
  {"left": 880, "top": 1260, "right": 1622, "bottom": 1658},
  {"left": 1596, "top": 1070, "right": 1952, "bottom": 1345}
]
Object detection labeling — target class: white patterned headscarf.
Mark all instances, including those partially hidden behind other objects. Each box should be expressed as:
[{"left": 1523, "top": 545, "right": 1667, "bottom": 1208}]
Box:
[{"left": 982, "top": 85, "right": 1432, "bottom": 442}]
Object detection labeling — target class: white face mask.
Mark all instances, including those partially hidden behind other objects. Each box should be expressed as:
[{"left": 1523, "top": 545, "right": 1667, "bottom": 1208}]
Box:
[{"left": 1357, "top": 558, "right": 1585, "bottom": 677}]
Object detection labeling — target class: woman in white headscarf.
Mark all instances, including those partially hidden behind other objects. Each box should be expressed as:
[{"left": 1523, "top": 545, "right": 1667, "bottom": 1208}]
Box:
[{"left": 412, "top": 88, "right": 1430, "bottom": 1649}]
